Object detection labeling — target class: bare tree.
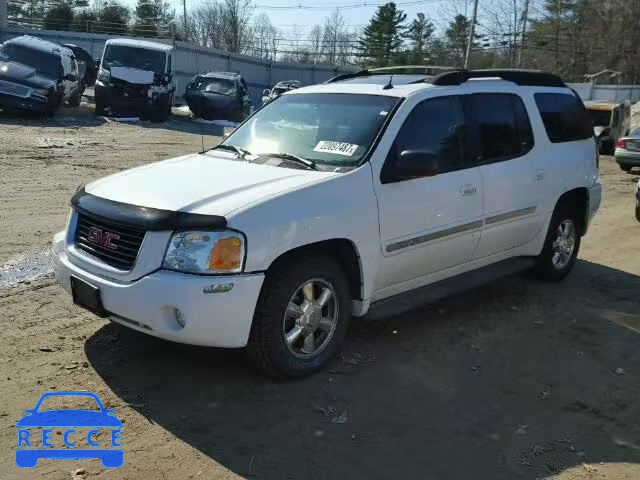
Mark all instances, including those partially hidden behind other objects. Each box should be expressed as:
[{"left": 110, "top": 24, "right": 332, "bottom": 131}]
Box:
[
  {"left": 321, "top": 8, "right": 354, "bottom": 65},
  {"left": 219, "top": 0, "right": 253, "bottom": 54},
  {"left": 250, "top": 13, "right": 279, "bottom": 60}
]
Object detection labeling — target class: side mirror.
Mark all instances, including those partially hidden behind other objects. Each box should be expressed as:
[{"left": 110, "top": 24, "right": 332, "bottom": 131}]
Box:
[
  {"left": 382, "top": 148, "right": 440, "bottom": 183},
  {"left": 263, "top": 89, "right": 270, "bottom": 96},
  {"left": 65, "top": 73, "right": 77, "bottom": 82}
]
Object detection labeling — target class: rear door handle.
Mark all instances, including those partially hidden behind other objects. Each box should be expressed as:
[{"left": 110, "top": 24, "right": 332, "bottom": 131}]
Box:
[{"left": 460, "top": 184, "right": 477, "bottom": 196}]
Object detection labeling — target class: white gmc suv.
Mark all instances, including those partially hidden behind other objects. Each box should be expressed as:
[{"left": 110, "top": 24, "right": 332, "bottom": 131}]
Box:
[{"left": 53, "top": 68, "right": 602, "bottom": 377}]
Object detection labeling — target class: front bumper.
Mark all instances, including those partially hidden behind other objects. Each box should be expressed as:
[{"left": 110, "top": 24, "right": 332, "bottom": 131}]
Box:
[
  {"left": 53, "top": 232, "right": 264, "bottom": 348},
  {"left": 615, "top": 150, "right": 640, "bottom": 166},
  {"left": 0, "top": 92, "right": 49, "bottom": 112},
  {"left": 95, "top": 82, "right": 170, "bottom": 113}
]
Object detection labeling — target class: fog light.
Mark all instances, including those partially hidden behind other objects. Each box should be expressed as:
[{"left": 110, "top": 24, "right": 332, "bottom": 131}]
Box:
[
  {"left": 203, "top": 283, "right": 234, "bottom": 294},
  {"left": 174, "top": 308, "right": 186, "bottom": 328}
]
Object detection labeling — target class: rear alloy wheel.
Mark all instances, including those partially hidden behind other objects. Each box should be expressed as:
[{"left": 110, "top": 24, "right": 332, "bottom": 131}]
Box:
[
  {"left": 247, "top": 253, "right": 351, "bottom": 377},
  {"left": 533, "top": 204, "right": 581, "bottom": 281}
]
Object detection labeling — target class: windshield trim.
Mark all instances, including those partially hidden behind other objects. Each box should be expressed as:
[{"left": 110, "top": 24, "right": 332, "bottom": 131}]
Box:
[{"left": 221, "top": 92, "right": 404, "bottom": 169}]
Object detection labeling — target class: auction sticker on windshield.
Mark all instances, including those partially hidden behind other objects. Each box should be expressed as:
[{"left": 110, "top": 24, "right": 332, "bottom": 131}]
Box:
[{"left": 313, "top": 141, "right": 359, "bottom": 156}]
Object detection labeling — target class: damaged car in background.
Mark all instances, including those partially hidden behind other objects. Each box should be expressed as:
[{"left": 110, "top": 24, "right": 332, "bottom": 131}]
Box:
[
  {"left": 95, "top": 39, "right": 174, "bottom": 121},
  {"left": 261, "top": 80, "right": 301, "bottom": 105},
  {"left": 0, "top": 35, "right": 82, "bottom": 116},
  {"left": 185, "top": 71, "right": 251, "bottom": 121}
]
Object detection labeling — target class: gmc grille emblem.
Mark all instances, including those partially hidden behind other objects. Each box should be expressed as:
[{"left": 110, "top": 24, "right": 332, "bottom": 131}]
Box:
[{"left": 87, "top": 227, "right": 120, "bottom": 250}]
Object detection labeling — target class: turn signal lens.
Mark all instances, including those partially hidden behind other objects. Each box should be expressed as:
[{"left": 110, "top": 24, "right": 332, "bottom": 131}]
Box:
[{"left": 208, "top": 236, "right": 242, "bottom": 270}]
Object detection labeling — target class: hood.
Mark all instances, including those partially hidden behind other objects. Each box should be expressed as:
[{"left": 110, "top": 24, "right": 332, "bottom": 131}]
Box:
[
  {"left": 186, "top": 89, "right": 237, "bottom": 104},
  {"left": 110, "top": 66, "right": 155, "bottom": 84},
  {"left": 594, "top": 126, "right": 608, "bottom": 137},
  {"left": 85, "top": 152, "right": 336, "bottom": 216},
  {"left": 0, "top": 61, "right": 56, "bottom": 89}
]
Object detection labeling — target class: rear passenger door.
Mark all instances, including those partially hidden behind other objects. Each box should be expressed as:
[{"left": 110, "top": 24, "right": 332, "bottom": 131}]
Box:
[{"left": 469, "top": 92, "right": 545, "bottom": 258}]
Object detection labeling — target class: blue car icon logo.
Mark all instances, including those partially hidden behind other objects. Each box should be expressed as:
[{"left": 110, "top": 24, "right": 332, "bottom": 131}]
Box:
[{"left": 16, "top": 391, "right": 123, "bottom": 468}]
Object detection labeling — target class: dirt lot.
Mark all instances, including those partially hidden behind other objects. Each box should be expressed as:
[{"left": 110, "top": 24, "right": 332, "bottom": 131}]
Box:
[{"left": 0, "top": 107, "right": 639, "bottom": 480}]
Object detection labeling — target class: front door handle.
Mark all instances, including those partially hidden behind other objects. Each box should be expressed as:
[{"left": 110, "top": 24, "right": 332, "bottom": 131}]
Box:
[
  {"left": 535, "top": 169, "right": 545, "bottom": 181},
  {"left": 460, "top": 184, "right": 477, "bottom": 196}
]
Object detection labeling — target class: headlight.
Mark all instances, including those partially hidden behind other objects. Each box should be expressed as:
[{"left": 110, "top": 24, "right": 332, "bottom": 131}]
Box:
[
  {"left": 163, "top": 231, "right": 245, "bottom": 274},
  {"left": 97, "top": 68, "right": 110, "bottom": 83},
  {"left": 31, "top": 87, "right": 48, "bottom": 97}
]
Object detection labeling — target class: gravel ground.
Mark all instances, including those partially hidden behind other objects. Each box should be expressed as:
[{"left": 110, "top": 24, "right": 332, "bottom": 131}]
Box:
[{"left": 0, "top": 106, "right": 639, "bottom": 480}]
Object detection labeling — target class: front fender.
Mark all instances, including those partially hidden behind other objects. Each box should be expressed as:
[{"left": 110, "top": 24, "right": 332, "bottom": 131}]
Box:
[{"left": 228, "top": 164, "right": 381, "bottom": 303}]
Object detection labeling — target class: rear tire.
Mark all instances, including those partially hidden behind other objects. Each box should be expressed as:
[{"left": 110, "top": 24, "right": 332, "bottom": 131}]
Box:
[
  {"left": 533, "top": 202, "right": 581, "bottom": 281},
  {"left": 635, "top": 199, "right": 640, "bottom": 223},
  {"left": 95, "top": 98, "right": 106, "bottom": 116},
  {"left": 246, "top": 252, "right": 352, "bottom": 378}
]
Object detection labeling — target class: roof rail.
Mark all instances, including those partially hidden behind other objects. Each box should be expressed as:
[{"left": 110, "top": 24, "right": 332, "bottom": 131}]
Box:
[
  {"left": 369, "top": 65, "right": 455, "bottom": 75},
  {"left": 324, "top": 70, "right": 371, "bottom": 83},
  {"left": 428, "top": 69, "right": 565, "bottom": 87}
]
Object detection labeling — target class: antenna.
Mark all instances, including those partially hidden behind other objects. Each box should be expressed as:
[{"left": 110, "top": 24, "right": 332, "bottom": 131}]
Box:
[{"left": 383, "top": 74, "right": 394, "bottom": 90}]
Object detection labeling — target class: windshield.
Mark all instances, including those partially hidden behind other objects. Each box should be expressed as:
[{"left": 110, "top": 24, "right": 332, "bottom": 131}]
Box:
[
  {"left": 102, "top": 45, "right": 166, "bottom": 75},
  {"left": 222, "top": 93, "right": 399, "bottom": 166},
  {"left": 588, "top": 109, "right": 612, "bottom": 127},
  {"left": 0, "top": 43, "right": 62, "bottom": 79},
  {"left": 193, "top": 77, "right": 236, "bottom": 95}
]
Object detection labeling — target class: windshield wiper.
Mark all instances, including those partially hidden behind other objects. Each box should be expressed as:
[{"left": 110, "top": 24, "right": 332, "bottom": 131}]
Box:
[
  {"left": 212, "top": 144, "right": 251, "bottom": 161},
  {"left": 262, "top": 152, "right": 317, "bottom": 170}
]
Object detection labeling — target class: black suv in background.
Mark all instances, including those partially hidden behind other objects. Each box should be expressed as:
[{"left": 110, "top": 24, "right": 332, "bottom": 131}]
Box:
[
  {"left": 185, "top": 72, "right": 251, "bottom": 121},
  {"left": 0, "top": 35, "right": 81, "bottom": 116}
]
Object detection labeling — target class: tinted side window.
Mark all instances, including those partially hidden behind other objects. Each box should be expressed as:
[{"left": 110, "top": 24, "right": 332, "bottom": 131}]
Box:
[
  {"left": 534, "top": 93, "right": 593, "bottom": 142},
  {"left": 384, "top": 96, "right": 467, "bottom": 181},
  {"left": 473, "top": 93, "right": 530, "bottom": 162}
]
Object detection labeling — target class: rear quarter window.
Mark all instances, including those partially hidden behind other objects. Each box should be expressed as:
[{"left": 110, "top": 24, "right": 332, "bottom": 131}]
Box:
[{"left": 534, "top": 93, "right": 593, "bottom": 143}]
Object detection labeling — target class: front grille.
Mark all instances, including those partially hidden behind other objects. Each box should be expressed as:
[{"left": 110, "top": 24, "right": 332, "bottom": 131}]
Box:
[
  {"left": 74, "top": 213, "right": 146, "bottom": 270},
  {"left": 0, "top": 79, "right": 30, "bottom": 98}
]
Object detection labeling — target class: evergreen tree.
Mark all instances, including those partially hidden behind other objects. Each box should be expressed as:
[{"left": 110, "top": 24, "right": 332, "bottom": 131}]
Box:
[
  {"left": 43, "top": 2, "right": 75, "bottom": 31},
  {"left": 95, "top": 1, "right": 130, "bottom": 35},
  {"left": 359, "top": 2, "right": 407, "bottom": 67},
  {"left": 405, "top": 13, "right": 434, "bottom": 63},
  {"left": 133, "top": 0, "right": 174, "bottom": 37},
  {"left": 445, "top": 14, "right": 474, "bottom": 67}
]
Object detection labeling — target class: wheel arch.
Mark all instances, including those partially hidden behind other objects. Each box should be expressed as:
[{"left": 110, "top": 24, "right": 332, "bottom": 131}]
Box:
[
  {"left": 555, "top": 187, "right": 588, "bottom": 235},
  {"left": 264, "top": 238, "right": 364, "bottom": 302}
]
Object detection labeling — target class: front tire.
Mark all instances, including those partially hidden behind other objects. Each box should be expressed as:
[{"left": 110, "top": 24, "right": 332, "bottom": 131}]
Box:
[
  {"left": 247, "top": 252, "right": 352, "bottom": 378},
  {"left": 533, "top": 203, "right": 581, "bottom": 281},
  {"left": 620, "top": 165, "right": 633, "bottom": 172},
  {"left": 635, "top": 199, "right": 640, "bottom": 223},
  {"left": 68, "top": 84, "right": 83, "bottom": 107}
]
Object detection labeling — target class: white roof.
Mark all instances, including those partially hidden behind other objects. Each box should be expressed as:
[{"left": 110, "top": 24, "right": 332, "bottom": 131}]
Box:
[
  {"left": 288, "top": 81, "right": 435, "bottom": 98},
  {"left": 5, "top": 35, "right": 73, "bottom": 57},
  {"left": 105, "top": 38, "right": 173, "bottom": 52}
]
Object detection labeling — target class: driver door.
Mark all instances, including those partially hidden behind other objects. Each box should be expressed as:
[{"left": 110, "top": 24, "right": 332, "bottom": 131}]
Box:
[{"left": 372, "top": 95, "right": 483, "bottom": 295}]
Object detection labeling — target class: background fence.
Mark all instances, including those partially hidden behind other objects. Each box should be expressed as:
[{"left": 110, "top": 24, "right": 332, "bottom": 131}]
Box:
[
  {"left": 0, "top": 26, "right": 356, "bottom": 105},
  {"left": 568, "top": 83, "right": 640, "bottom": 103},
  {"left": 1, "top": 26, "right": 639, "bottom": 106}
]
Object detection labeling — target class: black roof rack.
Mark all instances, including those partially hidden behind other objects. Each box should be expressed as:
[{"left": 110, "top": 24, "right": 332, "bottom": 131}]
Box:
[
  {"left": 428, "top": 69, "right": 565, "bottom": 87},
  {"left": 325, "top": 65, "right": 453, "bottom": 84}
]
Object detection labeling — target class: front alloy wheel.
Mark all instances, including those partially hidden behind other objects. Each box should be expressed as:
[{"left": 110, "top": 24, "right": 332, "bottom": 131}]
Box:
[
  {"left": 247, "top": 253, "right": 351, "bottom": 377},
  {"left": 283, "top": 279, "right": 339, "bottom": 358}
]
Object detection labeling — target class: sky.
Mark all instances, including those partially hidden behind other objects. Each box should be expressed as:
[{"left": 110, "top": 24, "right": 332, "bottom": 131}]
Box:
[{"left": 164, "top": 0, "right": 462, "bottom": 39}]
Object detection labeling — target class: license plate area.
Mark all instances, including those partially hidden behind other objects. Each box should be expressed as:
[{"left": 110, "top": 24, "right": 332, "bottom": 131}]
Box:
[{"left": 70, "top": 276, "right": 107, "bottom": 317}]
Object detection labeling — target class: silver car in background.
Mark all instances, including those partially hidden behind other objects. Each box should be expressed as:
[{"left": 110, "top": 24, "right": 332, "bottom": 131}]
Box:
[{"left": 615, "top": 128, "right": 640, "bottom": 172}]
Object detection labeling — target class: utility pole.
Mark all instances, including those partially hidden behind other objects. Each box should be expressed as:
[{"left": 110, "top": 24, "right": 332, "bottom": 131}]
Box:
[
  {"left": 182, "top": 0, "right": 187, "bottom": 37},
  {"left": 0, "top": 0, "right": 8, "bottom": 31},
  {"left": 463, "top": 0, "right": 479, "bottom": 69},
  {"left": 517, "top": 0, "right": 530, "bottom": 68}
]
